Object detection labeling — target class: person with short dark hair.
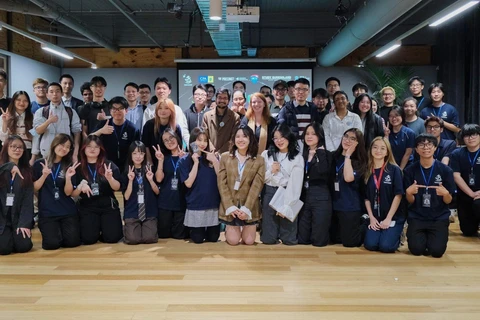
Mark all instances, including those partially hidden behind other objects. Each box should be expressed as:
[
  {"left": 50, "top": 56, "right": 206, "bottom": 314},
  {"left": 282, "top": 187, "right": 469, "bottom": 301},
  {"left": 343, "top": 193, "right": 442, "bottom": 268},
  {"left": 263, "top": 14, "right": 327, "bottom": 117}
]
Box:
[
  {"left": 138, "top": 84, "right": 151, "bottom": 109},
  {"left": 408, "top": 76, "right": 431, "bottom": 111},
  {"left": 414, "top": 116, "right": 456, "bottom": 165},
  {"left": 351, "top": 93, "right": 384, "bottom": 149},
  {"left": 265, "top": 94, "right": 274, "bottom": 107},
  {"left": 269, "top": 80, "right": 288, "bottom": 118},
  {"left": 403, "top": 97, "right": 425, "bottom": 136},
  {"left": 260, "top": 85, "right": 272, "bottom": 96},
  {"left": 352, "top": 82, "right": 368, "bottom": 98},
  {"left": 233, "top": 81, "right": 246, "bottom": 93},
  {"left": 420, "top": 83, "right": 460, "bottom": 141},
  {"left": 80, "top": 82, "right": 93, "bottom": 104},
  {"left": 404, "top": 133, "right": 455, "bottom": 258},
  {"left": 77, "top": 76, "right": 110, "bottom": 137},
  {"left": 184, "top": 84, "right": 208, "bottom": 132},
  {"left": 384, "top": 106, "right": 415, "bottom": 170},
  {"left": 325, "top": 77, "right": 341, "bottom": 110},
  {"left": 0, "top": 69, "right": 11, "bottom": 111},
  {"left": 205, "top": 84, "right": 216, "bottom": 108},
  {"left": 123, "top": 82, "right": 142, "bottom": 132},
  {"left": 312, "top": 88, "right": 329, "bottom": 124},
  {"left": 91, "top": 96, "right": 140, "bottom": 172},
  {"left": 59, "top": 74, "right": 83, "bottom": 112},
  {"left": 450, "top": 124, "right": 480, "bottom": 237},
  {"left": 287, "top": 81, "right": 295, "bottom": 101}
]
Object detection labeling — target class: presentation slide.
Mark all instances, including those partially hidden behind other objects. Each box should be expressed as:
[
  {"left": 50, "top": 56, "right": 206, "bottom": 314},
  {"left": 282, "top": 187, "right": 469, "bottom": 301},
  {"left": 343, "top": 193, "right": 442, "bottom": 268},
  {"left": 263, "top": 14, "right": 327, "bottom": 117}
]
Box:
[{"left": 177, "top": 69, "right": 312, "bottom": 109}]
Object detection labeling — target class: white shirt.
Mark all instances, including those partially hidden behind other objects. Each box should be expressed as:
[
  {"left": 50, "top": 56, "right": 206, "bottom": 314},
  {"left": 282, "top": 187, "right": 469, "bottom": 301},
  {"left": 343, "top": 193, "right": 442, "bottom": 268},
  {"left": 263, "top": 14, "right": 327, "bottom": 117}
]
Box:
[
  {"left": 323, "top": 110, "right": 363, "bottom": 151},
  {"left": 0, "top": 111, "right": 32, "bottom": 149},
  {"left": 261, "top": 150, "right": 304, "bottom": 219},
  {"left": 142, "top": 103, "right": 190, "bottom": 147},
  {"left": 125, "top": 104, "right": 143, "bottom": 132}
]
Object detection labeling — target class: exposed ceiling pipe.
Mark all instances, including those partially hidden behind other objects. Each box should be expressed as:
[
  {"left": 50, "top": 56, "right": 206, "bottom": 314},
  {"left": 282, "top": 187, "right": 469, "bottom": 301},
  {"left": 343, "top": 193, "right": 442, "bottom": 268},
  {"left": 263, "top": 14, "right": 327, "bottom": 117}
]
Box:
[
  {"left": 28, "top": 0, "right": 119, "bottom": 52},
  {"left": 24, "top": 16, "right": 93, "bottom": 42},
  {"left": 107, "top": 0, "right": 164, "bottom": 49},
  {"left": 317, "top": 0, "right": 422, "bottom": 67},
  {"left": 0, "top": 0, "right": 48, "bottom": 17}
]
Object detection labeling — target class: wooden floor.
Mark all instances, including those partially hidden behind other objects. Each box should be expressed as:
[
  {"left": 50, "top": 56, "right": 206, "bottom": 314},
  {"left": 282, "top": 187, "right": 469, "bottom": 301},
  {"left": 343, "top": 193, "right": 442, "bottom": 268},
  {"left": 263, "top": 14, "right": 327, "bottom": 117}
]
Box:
[{"left": 1, "top": 222, "right": 480, "bottom": 320}]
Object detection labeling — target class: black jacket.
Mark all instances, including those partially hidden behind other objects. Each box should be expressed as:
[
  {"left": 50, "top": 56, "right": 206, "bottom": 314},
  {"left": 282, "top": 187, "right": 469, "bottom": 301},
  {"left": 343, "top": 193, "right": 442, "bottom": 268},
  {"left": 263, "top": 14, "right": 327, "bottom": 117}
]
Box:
[
  {"left": 184, "top": 104, "right": 208, "bottom": 132},
  {"left": 277, "top": 101, "right": 320, "bottom": 138}
]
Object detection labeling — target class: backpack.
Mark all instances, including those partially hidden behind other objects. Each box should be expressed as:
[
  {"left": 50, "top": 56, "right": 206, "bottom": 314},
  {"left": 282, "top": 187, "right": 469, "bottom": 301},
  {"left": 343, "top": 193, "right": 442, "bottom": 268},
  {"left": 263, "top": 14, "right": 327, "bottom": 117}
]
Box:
[{"left": 42, "top": 105, "right": 73, "bottom": 127}]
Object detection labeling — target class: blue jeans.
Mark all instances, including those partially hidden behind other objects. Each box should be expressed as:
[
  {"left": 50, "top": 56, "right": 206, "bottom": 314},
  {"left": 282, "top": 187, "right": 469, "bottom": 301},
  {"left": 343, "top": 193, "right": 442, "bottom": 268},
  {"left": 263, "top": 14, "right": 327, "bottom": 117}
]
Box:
[{"left": 364, "top": 219, "right": 405, "bottom": 253}]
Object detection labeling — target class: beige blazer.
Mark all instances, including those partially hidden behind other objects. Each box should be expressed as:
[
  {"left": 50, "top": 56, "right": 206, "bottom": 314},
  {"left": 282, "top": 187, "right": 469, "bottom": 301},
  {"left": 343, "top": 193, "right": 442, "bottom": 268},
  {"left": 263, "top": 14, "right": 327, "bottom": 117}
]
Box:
[
  {"left": 217, "top": 152, "right": 265, "bottom": 223},
  {"left": 202, "top": 108, "right": 240, "bottom": 154}
]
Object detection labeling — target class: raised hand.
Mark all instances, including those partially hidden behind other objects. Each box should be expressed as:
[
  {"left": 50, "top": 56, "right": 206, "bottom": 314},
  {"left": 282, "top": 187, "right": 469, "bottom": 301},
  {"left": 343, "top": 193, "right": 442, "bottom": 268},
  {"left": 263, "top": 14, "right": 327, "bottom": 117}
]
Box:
[
  {"left": 104, "top": 162, "right": 113, "bottom": 180},
  {"left": 145, "top": 164, "right": 154, "bottom": 181},
  {"left": 1, "top": 108, "right": 11, "bottom": 123},
  {"left": 406, "top": 180, "right": 425, "bottom": 196},
  {"left": 127, "top": 165, "right": 135, "bottom": 181},
  {"left": 192, "top": 152, "right": 200, "bottom": 164},
  {"left": 101, "top": 120, "right": 114, "bottom": 135},
  {"left": 48, "top": 111, "right": 59, "bottom": 124},
  {"left": 97, "top": 109, "right": 107, "bottom": 121},
  {"left": 345, "top": 141, "right": 358, "bottom": 157},
  {"left": 203, "top": 150, "right": 218, "bottom": 164},
  {"left": 81, "top": 183, "right": 93, "bottom": 198},
  {"left": 66, "top": 161, "right": 80, "bottom": 178},
  {"left": 152, "top": 144, "right": 164, "bottom": 161},
  {"left": 383, "top": 121, "right": 390, "bottom": 137},
  {"left": 11, "top": 166, "right": 24, "bottom": 180},
  {"left": 178, "top": 146, "right": 186, "bottom": 158},
  {"left": 435, "top": 182, "right": 449, "bottom": 197},
  {"left": 40, "top": 160, "right": 52, "bottom": 177}
]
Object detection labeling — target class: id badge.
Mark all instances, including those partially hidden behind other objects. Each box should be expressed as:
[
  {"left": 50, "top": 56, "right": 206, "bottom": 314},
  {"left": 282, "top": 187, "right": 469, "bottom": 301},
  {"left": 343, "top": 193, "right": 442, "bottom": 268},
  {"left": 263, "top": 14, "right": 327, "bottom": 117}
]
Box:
[
  {"left": 6, "top": 193, "right": 14, "bottom": 207},
  {"left": 334, "top": 181, "right": 340, "bottom": 192},
  {"left": 137, "top": 191, "right": 144, "bottom": 204},
  {"left": 234, "top": 178, "right": 241, "bottom": 191},
  {"left": 91, "top": 183, "right": 100, "bottom": 196},
  {"left": 469, "top": 173, "right": 475, "bottom": 186},
  {"left": 171, "top": 177, "right": 178, "bottom": 191},
  {"left": 422, "top": 192, "right": 431, "bottom": 208},
  {"left": 373, "top": 199, "right": 378, "bottom": 210},
  {"left": 53, "top": 187, "right": 60, "bottom": 201}
]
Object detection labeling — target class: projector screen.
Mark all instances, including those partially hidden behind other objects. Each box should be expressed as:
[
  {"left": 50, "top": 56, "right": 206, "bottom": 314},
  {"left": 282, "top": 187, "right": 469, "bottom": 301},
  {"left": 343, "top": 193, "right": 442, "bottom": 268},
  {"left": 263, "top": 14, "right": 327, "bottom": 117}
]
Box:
[{"left": 177, "top": 69, "right": 312, "bottom": 110}]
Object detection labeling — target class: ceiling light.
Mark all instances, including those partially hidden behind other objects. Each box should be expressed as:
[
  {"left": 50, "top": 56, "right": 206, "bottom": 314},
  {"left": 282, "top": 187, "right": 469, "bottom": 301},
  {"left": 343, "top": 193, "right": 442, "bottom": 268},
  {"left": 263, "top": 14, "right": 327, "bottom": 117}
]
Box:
[
  {"left": 91, "top": 64, "right": 98, "bottom": 69},
  {"left": 429, "top": 1, "right": 479, "bottom": 27},
  {"left": 210, "top": 0, "right": 223, "bottom": 20},
  {"left": 41, "top": 44, "right": 74, "bottom": 60},
  {"left": 376, "top": 42, "right": 401, "bottom": 58}
]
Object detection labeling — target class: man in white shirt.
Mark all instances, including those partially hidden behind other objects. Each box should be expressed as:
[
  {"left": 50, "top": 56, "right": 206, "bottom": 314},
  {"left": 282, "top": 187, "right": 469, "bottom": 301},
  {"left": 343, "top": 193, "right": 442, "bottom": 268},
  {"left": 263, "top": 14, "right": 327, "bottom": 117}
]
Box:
[
  {"left": 59, "top": 74, "right": 84, "bottom": 112},
  {"left": 124, "top": 82, "right": 143, "bottom": 132}
]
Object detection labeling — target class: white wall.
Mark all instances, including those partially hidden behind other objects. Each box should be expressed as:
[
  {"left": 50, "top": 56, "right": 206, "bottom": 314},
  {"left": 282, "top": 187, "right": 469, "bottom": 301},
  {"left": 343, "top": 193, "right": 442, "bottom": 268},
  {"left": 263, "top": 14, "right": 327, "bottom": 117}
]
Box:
[
  {"left": 0, "top": 49, "right": 61, "bottom": 96},
  {"left": 61, "top": 68, "right": 177, "bottom": 101}
]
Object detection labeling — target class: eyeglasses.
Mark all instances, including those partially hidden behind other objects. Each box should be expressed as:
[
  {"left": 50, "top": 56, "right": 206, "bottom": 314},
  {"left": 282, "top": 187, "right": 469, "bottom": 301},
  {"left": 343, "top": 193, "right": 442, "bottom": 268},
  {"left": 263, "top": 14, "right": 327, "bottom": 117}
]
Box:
[
  {"left": 111, "top": 107, "right": 125, "bottom": 112},
  {"left": 294, "top": 88, "right": 309, "bottom": 93},
  {"left": 417, "top": 143, "right": 435, "bottom": 149},
  {"left": 410, "top": 84, "right": 422, "bottom": 88},
  {"left": 194, "top": 93, "right": 207, "bottom": 97},
  {"left": 272, "top": 136, "right": 286, "bottom": 142},
  {"left": 327, "top": 84, "right": 339, "bottom": 89},
  {"left": 464, "top": 133, "right": 479, "bottom": 140},
  {"left": 426, "top": 125, "right": 441, "bottom": 130},
  {"left": 163, "top": 136, "right": 177, "bottom": 144},
  {"left": 274, "top": 87, "right": 287, "bottom": 92},
  {"left": 9, "top": 145, "right": 24, "bottom": 151},
  {"left": 34, "top": 86, "right": 46, "bottom": 90},
  {"left": 342, "top": 134, "right": 357, "bottom": 142}
]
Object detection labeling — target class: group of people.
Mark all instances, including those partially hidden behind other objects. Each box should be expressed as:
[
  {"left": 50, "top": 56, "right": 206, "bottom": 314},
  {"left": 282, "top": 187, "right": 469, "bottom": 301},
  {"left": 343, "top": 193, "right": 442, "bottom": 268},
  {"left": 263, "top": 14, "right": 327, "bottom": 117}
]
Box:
[{"left": 0, "top": 69, "right": 479, "bottom": 259}]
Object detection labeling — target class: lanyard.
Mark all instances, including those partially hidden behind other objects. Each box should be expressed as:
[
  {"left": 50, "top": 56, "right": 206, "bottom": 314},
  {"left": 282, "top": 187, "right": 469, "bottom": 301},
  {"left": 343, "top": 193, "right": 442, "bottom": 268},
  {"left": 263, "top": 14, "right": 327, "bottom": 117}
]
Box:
[
  {"left": 87, "top": 165, "right": 97, "bottom": 183},
  {"left": 468, "top": 149, "right": 480, "bottom": 172},
  {"left": 432, "top": 104, "right": 444, "bottom": 117},
  {"left": 420, "top": 161, "right": 435, "bottom": 190},
  {"left": 113, "top": 120, "right": 126, "bottom": 158},
  {"left": 238, "top": 159, "right": 247, "bottom": 174},
  {"left": 305, "top": 161, "right": 310, "bottom": 173},
  {"left": 170, "top": 156, "right": 180, "bottom": 177},
  {"left": 372, "top": 163, "right": 386, "bottom": 192},
  {"left": 136, "top": 170, "right": 143, "bottom": 186},
  {"left": 9, "top": 177, "right": 14, "bottom": 193},
  {"left": 335, "top": 162, "right": 345, "bottom": 175},
  {"left": 51, "top": 164, "right": 61, "bottom": 188},
  {"left": 417, "top": 97, "right": 425, "bottom": 108}
]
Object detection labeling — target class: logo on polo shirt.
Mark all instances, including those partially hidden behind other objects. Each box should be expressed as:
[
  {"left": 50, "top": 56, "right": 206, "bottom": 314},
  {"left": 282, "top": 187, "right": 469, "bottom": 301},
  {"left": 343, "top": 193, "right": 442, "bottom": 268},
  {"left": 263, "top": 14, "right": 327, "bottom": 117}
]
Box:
[
  {"left": 477, "top": 157, "right": 480, "bottom": 164},
  {"left": 384, "top": 175, "right": 392, "bottom": 184},
  {"left": 58, "top": 170, "right": 65, "bottom": 179},
  {"left": 434, "top": 174, "right": 443, "bottom": 184},
  {"left": 122, "top": 132, "right": 128, "bottom": 140},
  {"left": 441, "top": 111, "right": 448, "bottom": 118}
]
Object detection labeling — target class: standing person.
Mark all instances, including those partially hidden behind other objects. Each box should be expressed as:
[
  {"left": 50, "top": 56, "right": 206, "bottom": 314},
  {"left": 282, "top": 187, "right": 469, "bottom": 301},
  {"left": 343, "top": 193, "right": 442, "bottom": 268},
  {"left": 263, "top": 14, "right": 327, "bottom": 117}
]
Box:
[
  {"left": 311, "top": 88, "right": 329, "bottom": 124},
  {"left": 420, "top": 83, "right": 460, "bottom": 141},
  {"left": 331, "top": 128, "right": 368, "bottom": 247},
  {"left": 385, "top": 106, "right": 415, "bottom": 170},
  {"left": 231, "top": 90, "right": 246, "bottom": 119},
  {"left": 265, "top": 94, "right": 274, "bottom": 107},
  {"left": 122, "top": 141, "right": 160, "bottom": 245},
  {"left": 232, "top": 81, "right": 246, "bottom": 93},
  {"left": 202, "top": 89, "right": 240, "bottom": 154},
  {"left": 205, "top": 84, "right": 216, "bottom": 109},
  {"left": 260, "top": 123, "right": 303, "bottom": 245},
  {"left": 1, "top": 91, "right": 35, "bottom": 164},
  {"left": 379, "top": 86, "right": 399, "bottom": 124},
  {"left": 142, "top": 98, "right": 182, "bottom": 167},
  {"left": 240, "top": 92, "right": 276, "bottom": 155},
  {"left": 124, "top": 82, "right": 143, "bottom": 132},
  {"left": 269, "top": 80, "right": 287, "bottom": 118},
  {"left": 91, "top": 96, "right": 140, "bottom": 173},
  {"left": 260, "top": 85, "right": 272, "bottom": 96},
  {"left": 184, "top": 84, "right": 208, "bottom": 132},
  {"left": 79, "top": 82, "right": 93, "bottom": 104},
  {"left": 77, "top": 76, "right": 110, "bottom": 136},
  {"left": 403, "top": 97, "right": 425, "bottom": 136},
  {"left": 352, "top": 83, "right": 368, "bottom": 98},
  {"left": 298, "top": 122, "right": 333, "bottom": 247},
  {"left": 155, "top": 129, "right": 187, "bottom": 239},
  {"left": 351, "top": 93, "right": 384, "bottom": 149},
  {"left": 218, "top": 125, "right": 265, "bottom": 246},
  {"left": 323, "top": 91, "right": 362, "bottom": 151},
  {"left": 363, "top": 137, "right": 405, "bottom": 253},
  {"left": 450, "top": 124, "right": 480, "bottom": 237},
  {"left": 404, "top": 133, "right": 455, "bottom": 258},
  {"left": 371, "top": 98, "right": 379, "bottom": 114},
  {"left": 33, "top": 134, "right": 81, "bottom": 250},
  {"left": 414, "top": 116, "right": 456, "bottom": 165},
  {"left": 33, "top": 83, "right": 82, "bottom": 160},
  {"left": 59, "top": 74, "right": 83, "bottom": 112},
  {"left": 65, "top": 136, "right": 123, "bottom": 245},
  {"left": 325, "top": 77, "right": 341, "bottom": 111},
  {"left": 30, "top": 78, "right": 50, "bottom": 113},
  {"left": 408, "top": 76, "right": 431, "bottom": 112},
  {"left": 138, "top": 84, "right": 151, "bottom": 110},
  {"left": 0, "top": 69, "right": 11, "bottom": 111},
  {"left": 0, "top": 135, "right": 34, "bottom": 255},
  {"left": 286, "top": 81, "right": 295, "bottom": 101},
  {"left": 178, "top": 127, "right": 221, "bottom": 244}
]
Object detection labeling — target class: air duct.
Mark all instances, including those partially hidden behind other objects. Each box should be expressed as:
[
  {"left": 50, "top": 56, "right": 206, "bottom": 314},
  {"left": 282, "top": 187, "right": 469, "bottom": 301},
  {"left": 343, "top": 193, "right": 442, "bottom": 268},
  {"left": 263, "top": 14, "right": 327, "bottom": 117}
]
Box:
[{"left": 317, "top": 0, "right": 422, "bottom": 66}]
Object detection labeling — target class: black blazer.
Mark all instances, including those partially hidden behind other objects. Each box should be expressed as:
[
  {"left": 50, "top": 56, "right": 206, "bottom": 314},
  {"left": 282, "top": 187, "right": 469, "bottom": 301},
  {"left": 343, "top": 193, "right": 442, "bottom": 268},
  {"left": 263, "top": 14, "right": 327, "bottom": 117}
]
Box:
[{"left": 70, "top": 96, "right": 84, "bottom": 112}]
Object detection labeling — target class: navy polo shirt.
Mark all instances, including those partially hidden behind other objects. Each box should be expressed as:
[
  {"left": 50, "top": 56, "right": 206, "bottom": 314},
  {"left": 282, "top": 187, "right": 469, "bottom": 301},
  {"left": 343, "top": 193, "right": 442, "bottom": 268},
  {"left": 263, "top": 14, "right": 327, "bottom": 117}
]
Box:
[
  {"left": 178, "top": 154, "right": 220, "bottom": 210},
  {"left": 365, "top": 163, "right": 404, "bottom": 221},
  {"left": 450, "top": 147, "right": 480, "bottom": 192},
  {"left": 389, "top": 126, "right": 415, "bottom": 165},
  {"left": 121, "top": 169, "right": 158, "bottom": 219},
  {"left": 414, "top": 138, "right": 456, "bottom": 162},
  {"left": 332, "top": 155, "right": 364, "bottom": 212},
  {"left": 94, "top": 119, "right": 140, "bottom": 173},
  {"left": 141, "top": 120, "right": 183, "bottom": 168},
  {"left": 420, "top": 103, "right": 459, "bottom": 140},
  {"left": 158, "top": 154, "right": 186, "bottom": 211},
  {"left": 33, "top": 160, "right": 77, "bottom": 218},
  {"left": 403, "top": 160, "right": 455, "bottom": 221}
]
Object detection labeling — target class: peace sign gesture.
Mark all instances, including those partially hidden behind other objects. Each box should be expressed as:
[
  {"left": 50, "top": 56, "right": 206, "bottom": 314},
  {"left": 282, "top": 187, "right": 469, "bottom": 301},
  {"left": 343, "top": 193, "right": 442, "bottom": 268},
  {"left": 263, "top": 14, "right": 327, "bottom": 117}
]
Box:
[
  {"left": 66, "top": 161, "right": 80, "bottom": 178},
  {"left": 11, "top": 165, "right": 24, "bottom": 180},
  {"left": 145, "top": 164, "right": 154, "bottom": 181},
  {"left": 1, "top": 108, "right": 11, "bottom": 123},
  {"left": 104, "top": 162, "right": 113, "bottom": 180},
  {"left": 152, "top": 144, "right": 164, "bottom": 161},
  {"left": 127, "top": 165, "right": 135, "bottom": 181},
  {"left": 40, "top": 160, "right": 52, "bottom": 177}
]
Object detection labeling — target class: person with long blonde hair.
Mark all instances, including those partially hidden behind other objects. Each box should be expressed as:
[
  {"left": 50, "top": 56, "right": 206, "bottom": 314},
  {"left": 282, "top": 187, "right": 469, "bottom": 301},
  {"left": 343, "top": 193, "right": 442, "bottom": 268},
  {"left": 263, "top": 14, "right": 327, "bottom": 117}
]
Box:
[{"left": 363, "top": 137, "right": 405, "bottom": 253}]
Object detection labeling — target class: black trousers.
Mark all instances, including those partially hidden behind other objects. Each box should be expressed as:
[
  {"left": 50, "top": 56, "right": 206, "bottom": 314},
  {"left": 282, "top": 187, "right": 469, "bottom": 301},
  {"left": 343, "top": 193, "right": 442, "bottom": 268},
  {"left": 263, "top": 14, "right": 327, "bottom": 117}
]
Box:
[
  {"left": 297, "top": 185, "right": 332, "bottom": 247},
  {"left": 79, "top": 205, "right": 123, "bottom": 245},
  {"left": 189, "top": 225, "right": 220, "bottom": 244},
  {"left": 38, "top": 214, "right": 81, "bottom": 250},
  {"left": 0, "top": 225, "right": 33, "bottom": 255},
  {"left": 157, "top": 209, "right": 187, "bottom": 239},
  {"left": 330, "top": 210, "right": 364, "bottom": 247},
  {"left": 407, "top": 218, "right": 449, "bottom": 258},
  {"left": 457, "top": 194, "right": 480, "bottom": 237}
]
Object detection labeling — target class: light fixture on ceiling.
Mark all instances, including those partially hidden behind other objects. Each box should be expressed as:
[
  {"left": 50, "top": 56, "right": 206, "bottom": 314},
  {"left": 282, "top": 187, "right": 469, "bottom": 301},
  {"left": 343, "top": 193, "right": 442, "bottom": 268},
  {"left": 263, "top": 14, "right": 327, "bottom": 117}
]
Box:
[
  {"left": 41, "top": 44, "right": 74, "bottom": 60},
  {"left": 210, "top": 0, "right": 223, "bottom": 21},
  {"left": 375, "top": 42, "right": 401, "bottom": 58},
  {"left": 91, "top": 64, "right": 98, "bottom": 69},
  {"left": 429, "top": 0, "right": 479, "bottom": 27}
]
